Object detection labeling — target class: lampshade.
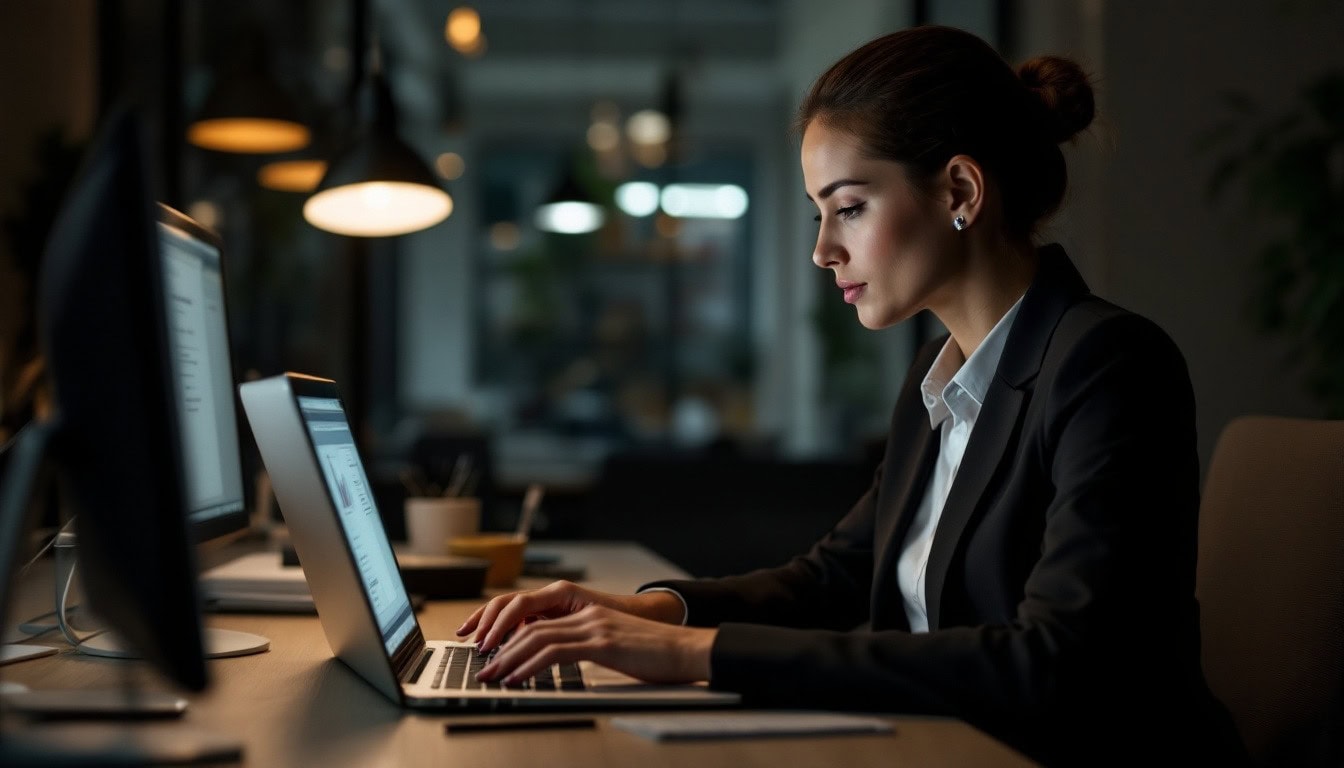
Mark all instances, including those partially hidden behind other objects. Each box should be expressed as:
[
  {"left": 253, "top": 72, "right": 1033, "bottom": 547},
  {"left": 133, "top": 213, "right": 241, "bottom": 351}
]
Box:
[
  {"left": 188, "top": 43, "right": 310, "bottom": 154},
  {"left": 535, "top": 166, "right": 605, "bottom": 235},
  {"left": 303, "top": 73, "right": 452, "bottom": 237},
  {"left": 257, "top": 159, "right": 328, "bottom": 193}
]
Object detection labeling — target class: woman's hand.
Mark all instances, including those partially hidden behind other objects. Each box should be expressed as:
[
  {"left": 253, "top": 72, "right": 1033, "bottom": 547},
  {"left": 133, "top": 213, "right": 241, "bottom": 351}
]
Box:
[
  {"left": 456, "top": 580, "right": 685, "bottom": 653},
  {"left": 474, "top": 603, "right": 717, "bottom": 686}
]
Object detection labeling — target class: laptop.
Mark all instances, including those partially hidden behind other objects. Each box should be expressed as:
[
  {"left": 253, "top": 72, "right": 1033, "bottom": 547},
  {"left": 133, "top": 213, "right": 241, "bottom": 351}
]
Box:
[{"left": 239, "top": 372, "right": 740, "bottom": 711}]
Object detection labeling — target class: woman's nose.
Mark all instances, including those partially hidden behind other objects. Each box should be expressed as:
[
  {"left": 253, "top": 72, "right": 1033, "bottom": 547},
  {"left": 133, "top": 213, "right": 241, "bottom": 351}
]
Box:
[{"left": 812, "top": 229, "right": 845, "bottom": 269}]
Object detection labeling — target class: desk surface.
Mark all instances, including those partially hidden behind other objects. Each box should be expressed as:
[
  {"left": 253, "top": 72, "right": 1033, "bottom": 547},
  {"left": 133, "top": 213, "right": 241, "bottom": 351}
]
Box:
[{"left": 2, "top": 540, "right": 1036, "bottom": 767}]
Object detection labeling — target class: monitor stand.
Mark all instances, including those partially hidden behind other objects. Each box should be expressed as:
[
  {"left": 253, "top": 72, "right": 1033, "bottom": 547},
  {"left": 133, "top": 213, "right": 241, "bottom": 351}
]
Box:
[
  {"left": 79, "top": 628, "right": 270, "bottom": 660},
  {"left": 44, "top": 533, "right": 272, "bottom": 660}
]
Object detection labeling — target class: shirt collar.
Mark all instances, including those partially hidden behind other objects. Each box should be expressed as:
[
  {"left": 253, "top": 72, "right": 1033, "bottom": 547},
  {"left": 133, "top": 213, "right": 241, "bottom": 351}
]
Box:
[{"left": 919, "top": 295, "right": 1025, "bottom": 429}]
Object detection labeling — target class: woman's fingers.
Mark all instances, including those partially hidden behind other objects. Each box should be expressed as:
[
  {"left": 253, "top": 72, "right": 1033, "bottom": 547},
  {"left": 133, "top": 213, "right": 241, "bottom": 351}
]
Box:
[
  {"left": 466, "top": 592, "right": 528, "bottom": 645},
  {"left": 455, "top": 603, "right": 488, "bottom": 636},
  {"left": 476, "top": 604, "right": 712, "bottom": 685},
  {"left": 475, "top": 581, "right": 590, "bottom": 650},
  {"left": 481, "top": 622, "right": 596, "bottom": 684}
]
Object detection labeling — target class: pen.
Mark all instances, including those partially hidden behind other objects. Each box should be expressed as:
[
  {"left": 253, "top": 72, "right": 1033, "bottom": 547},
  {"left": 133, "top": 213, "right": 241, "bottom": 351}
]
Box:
[
  {"left": 445, "top": 717, "right": 596, "bottom": 734},
  {"left": 515, "top": 483, "right": 544, "bottom": 538}
]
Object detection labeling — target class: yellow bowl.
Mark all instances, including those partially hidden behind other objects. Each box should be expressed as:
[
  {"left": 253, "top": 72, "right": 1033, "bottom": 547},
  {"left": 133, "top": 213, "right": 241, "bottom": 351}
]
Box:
[{"left": 447, "top": 534, "right": 527, "bottom": 588}]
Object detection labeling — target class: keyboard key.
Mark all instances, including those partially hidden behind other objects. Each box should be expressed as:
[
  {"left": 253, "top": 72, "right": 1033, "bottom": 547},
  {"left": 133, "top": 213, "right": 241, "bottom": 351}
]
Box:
[
  {"left": 445, "top": 648, "right": 468, "bottom": 690},
  {"left": 557, "top": 663, "right": 585, "bottom": 691}
]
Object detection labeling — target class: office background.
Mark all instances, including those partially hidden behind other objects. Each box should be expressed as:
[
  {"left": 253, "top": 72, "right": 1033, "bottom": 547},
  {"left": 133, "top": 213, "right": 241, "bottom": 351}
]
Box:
[{"left": 2, "top": 0, "right": 1341, "bottom": 572}]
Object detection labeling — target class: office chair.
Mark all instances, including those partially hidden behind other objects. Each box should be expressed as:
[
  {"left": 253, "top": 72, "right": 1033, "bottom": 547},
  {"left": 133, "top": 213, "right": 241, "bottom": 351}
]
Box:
[{"left": 1196, "top": 416, "right": 1344, "bottom": 766}]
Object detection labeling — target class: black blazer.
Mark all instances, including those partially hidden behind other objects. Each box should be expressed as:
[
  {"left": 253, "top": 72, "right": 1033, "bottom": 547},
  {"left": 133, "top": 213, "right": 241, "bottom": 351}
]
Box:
[{"left": 647, "top": 246, "right": 1244, "bottom": 766}]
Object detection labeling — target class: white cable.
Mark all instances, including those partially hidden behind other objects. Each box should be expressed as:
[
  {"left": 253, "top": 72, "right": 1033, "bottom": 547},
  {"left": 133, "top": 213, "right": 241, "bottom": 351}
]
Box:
[{"left": 54, "top": 557, "right": 107, "bottom": 649}]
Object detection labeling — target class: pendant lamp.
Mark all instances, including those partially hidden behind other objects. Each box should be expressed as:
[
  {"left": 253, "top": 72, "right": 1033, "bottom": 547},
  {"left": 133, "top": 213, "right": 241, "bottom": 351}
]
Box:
[
  {"left": 303, "top": 69, "right": 452, "bottom": 237},
  {"left": 535, "top": 163, "right": 605, "bottom": 235},
  {"left": 188, "top": 35, "right": 310, "bottom": 154}
]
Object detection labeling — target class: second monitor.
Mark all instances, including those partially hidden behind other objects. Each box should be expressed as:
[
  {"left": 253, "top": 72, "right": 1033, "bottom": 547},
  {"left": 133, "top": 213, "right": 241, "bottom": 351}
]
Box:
[{"left": 76, "top": 203, "right": 269, "bottom": 660}]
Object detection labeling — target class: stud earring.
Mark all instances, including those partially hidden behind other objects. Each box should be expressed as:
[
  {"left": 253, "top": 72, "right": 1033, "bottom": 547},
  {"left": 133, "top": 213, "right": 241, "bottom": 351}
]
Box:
[{"left": 952, "top": 215, "right": 968, "bottom": 231}]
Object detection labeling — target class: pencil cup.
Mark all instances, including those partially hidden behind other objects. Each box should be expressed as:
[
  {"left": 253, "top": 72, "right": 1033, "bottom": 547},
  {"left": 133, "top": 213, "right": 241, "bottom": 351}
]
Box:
[{"left": 404, "top": 496, "right": 481, "bottom": 555}]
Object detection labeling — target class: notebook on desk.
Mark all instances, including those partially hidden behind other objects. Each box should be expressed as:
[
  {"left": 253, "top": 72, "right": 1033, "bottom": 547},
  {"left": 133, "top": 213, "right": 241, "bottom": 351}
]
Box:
[{"left": 239, "top": 372, "right": 740, "bottom": 712}]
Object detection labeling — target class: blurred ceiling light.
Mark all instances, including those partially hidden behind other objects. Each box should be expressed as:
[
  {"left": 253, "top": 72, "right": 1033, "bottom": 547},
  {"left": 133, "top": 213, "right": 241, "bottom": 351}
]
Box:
[
  {"left": 625, "top": 109, "right": 670, "bottom": 146},
  {"left": 188, "top": 37, "right": 310, "bottom": 154},
  {"left": 258, "top": 159, "right": 328, "bottom": 192},
  {"left": 435, "top": 152, "right": 465, "bottom": 180},
  {"left": 660, "top": 184, "right": 749, "bottom": 219},
  {"left": 535, "top": 162, "right": 606, "bottom": 235},
  {"left": 536, "top": 201, "right": 604, "bottom": 235},
  {"left": 446, "top": 7, "right": 481, "bottom": 51},
  {"left": 615, "top": 182, "right": 659, "bottom": 217},
  {"left": 586, "top": 121, "right": 620, "bottom": 153},
  {"left": 304, "top": 72, "right": 452, "bottom": 237},
  {"left": 488, "top": 221, "right": 521, "bottom": 251},
  {"left": 189, "top": 117, "right": 310, "bottom": 154}
]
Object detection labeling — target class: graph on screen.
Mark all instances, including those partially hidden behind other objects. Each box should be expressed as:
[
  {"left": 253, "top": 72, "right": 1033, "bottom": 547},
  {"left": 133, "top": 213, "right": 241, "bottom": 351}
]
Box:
[{"left": 312, "top": 440, "right": 401, "bottom": 625}]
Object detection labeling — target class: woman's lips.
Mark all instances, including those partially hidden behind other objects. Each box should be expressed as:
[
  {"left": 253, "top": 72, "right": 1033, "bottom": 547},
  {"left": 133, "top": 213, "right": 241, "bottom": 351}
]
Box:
[{"left": 838, "top": 281, "right": 866, "bottom": 304}]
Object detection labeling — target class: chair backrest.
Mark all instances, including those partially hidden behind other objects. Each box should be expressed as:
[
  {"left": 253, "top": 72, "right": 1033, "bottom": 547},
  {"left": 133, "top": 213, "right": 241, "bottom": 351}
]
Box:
[{"left": 1197, "top": 415, "right": 1344, "bottom": 764}]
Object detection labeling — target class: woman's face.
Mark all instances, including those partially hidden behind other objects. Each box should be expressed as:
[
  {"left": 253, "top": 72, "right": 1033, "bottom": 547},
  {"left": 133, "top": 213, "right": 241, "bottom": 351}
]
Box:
[{"left": 802, "top": 120, "right": 959, "bottom": 330}]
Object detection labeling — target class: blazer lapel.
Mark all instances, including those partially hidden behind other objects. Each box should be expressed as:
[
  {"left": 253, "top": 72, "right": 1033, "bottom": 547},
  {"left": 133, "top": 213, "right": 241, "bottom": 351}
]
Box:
[
  {"left": 923, "top": 383, "right": 1025, "bottom": 629},
  {"left": 864, "top": 335, "right": 944, "bottom": 631},
  {"left": 922, "top": 244, "right": 1091, "bottom": 630}
]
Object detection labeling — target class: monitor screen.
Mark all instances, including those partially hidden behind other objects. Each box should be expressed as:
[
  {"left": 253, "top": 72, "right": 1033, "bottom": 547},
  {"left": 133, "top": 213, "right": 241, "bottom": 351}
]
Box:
[
  {"left": 155, "top": 206, "right": 247, "bottom": 543},
  {"left": 297, "top": 394, "right": 417, "bottom": 655}
]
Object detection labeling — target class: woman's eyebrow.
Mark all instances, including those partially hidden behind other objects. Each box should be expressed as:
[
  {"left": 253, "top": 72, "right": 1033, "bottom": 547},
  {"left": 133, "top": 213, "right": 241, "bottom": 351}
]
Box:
[{"left": 806, "top": 179, "right": 869, "bottom": 201}]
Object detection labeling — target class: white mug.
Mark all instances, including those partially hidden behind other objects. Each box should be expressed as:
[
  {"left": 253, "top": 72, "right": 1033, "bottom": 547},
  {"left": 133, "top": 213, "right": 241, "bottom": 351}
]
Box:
[{"left": 404, "top": 496, "right": 481, "bottom": 555}]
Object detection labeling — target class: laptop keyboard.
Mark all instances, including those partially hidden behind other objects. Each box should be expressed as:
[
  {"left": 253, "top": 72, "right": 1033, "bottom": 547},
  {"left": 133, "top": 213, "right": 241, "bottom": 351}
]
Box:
[{"left": 408, "top": 645, "right": 586, "bottom": 692}]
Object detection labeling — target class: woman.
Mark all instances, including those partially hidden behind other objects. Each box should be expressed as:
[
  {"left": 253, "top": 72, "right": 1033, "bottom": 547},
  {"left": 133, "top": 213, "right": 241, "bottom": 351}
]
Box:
[{"left": 461, "top": 26, "right": 1245, "bottom": 766}]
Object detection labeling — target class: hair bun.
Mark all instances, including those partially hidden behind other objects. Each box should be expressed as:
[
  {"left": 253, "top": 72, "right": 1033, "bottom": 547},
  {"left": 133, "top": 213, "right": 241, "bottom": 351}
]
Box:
[{"left": 1018, "top": 55, "right": 1095, "bottom": 143}]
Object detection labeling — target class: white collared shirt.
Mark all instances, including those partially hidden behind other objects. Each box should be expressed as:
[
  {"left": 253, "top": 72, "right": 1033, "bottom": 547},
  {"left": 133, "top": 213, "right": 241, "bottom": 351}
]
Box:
[{"left": 897, "top": 296, "right": 1024, "bottom": 632}]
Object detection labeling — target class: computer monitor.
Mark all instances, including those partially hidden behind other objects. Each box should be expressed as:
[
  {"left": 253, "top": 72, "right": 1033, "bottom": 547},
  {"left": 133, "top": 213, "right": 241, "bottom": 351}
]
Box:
[
  {"left": 23, "top": 106, "right": 211, "bottom": 689},
  {"left": 71, "top": 196, "right": 269, "bottom": 661},
  {"left": 154, "top": 204, "right": 248, "bottom": 545},
  {"left": 72, "top": 203, "right": 270, "bottom": 659}
]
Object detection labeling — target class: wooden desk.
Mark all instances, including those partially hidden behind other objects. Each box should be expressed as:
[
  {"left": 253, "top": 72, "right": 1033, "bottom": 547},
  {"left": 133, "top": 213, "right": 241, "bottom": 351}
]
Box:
[{"left": 2, "top": 541, "right": 1037, "bottom": 766}]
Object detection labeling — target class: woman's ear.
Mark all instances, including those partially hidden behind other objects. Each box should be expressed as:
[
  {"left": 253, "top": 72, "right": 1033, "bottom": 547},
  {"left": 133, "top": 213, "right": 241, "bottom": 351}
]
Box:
[{"left": 944, "top": 154, "right": 985, "bottom": 228}]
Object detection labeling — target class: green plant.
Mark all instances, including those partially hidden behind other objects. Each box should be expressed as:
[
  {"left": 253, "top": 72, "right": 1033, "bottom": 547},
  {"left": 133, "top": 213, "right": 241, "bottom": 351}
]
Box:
[{"left": 1202, "top": 72, "right": 1344, "bottom": 417}]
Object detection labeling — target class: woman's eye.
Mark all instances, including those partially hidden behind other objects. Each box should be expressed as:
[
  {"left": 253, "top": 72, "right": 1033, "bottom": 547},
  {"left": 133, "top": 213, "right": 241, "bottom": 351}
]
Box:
[
  {"left": 837, "top": 202, "right": 865, "bottom": 220},
  {"left": 813, "top": 202, "right": 865, "bottom": 224}
]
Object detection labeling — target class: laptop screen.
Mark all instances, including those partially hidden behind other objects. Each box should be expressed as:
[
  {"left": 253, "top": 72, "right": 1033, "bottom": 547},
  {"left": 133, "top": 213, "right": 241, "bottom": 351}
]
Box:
[{"left": 297, "top": 395, "right": 417, "bottom": 654}]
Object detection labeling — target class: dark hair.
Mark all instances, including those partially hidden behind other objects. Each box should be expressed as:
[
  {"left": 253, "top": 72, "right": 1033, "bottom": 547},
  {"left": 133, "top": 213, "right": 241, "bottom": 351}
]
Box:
[{"left": 796, "top": 25, "right": 1095, "bottom": 240}]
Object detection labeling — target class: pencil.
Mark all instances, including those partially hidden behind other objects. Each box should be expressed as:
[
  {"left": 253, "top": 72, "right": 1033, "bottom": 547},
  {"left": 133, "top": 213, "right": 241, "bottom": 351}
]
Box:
[{"left": 445, "top": 717, "right": 596, "bottom": 734}]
